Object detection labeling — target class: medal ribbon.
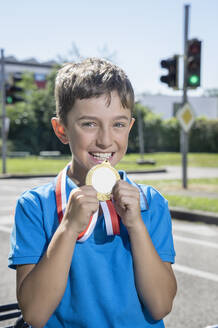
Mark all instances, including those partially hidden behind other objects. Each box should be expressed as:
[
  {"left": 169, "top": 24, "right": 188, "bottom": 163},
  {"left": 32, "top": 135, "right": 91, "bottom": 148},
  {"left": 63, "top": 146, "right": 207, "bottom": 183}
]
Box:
[{"left": 55, "top": 165, "right": 120, "bottom": 242}]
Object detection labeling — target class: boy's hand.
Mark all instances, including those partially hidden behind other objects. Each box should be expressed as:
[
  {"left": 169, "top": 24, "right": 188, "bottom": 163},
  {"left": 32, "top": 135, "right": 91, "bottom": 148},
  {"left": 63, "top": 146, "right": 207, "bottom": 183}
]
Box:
[
  {"left": 112, "top": 181, "right": 142, "bottom": 230},
  {"left": 63, "top": 186, "right": 99, "bottom": 236}
]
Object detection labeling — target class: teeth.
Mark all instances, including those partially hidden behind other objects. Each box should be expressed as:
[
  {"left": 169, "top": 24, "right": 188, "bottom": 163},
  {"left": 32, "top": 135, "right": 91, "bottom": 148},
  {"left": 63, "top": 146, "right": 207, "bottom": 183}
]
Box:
[{"left": 91, "top": 152, "right": 112, "bottom": 159}]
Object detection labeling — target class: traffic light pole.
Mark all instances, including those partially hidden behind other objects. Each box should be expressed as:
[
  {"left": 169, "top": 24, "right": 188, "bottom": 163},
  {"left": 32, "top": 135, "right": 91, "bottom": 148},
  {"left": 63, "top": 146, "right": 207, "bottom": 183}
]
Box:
[
  {"left": 0, "top": 48, "right": 7, "bottom": 174},
  {"left": 137, "top": 108, "right": 145, "bottom": 162},
  {"left": 181, "top": 4, "right": 190, "bottom": 189}
]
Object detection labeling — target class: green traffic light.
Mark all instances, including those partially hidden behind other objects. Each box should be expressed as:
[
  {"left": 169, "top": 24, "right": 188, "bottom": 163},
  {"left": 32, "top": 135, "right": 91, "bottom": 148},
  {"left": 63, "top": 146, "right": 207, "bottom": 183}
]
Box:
[
  {"left": 6, "top": 96, "right": 13, "bottom": 104},
  {"left": 189, "top": 75, "right": 199, "bottom": 85}
]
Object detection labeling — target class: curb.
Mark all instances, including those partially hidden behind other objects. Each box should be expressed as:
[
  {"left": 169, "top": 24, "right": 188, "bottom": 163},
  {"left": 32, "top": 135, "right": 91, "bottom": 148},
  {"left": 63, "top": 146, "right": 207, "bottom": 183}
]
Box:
[
  {"left": 0, "top": 173, "right": 57, "bottom": 179},
  {"left": 170, "top": 206, "right": 218, "bottom": 225},
  {"left": 126, "top": 169, "right": 167, "bottom": 174}
]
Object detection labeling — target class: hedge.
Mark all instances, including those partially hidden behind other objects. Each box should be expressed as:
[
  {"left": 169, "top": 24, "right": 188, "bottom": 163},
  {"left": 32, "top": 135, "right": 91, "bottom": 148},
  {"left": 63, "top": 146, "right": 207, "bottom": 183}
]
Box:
[
  {"left": 2, "top": 104, "right": 218, "bottom": 154},
  {"left": 128, "top": 104, "right": 218, "bottom": 153}
]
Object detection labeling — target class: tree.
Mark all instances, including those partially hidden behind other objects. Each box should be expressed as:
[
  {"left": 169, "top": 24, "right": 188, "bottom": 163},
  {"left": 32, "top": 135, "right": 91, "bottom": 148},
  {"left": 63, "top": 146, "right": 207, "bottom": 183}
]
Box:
[
  {"left": 128, "top": 103, "right": 160, "bottom": 153},
  {"left": 57, "top": 42, "right": 117, "bottom": 63},
  {"left": 6, "top": 41, "right": 118, "bottom": 155},
  {"left": 7, "top": 68, "right": 70, "bottom": 154}
]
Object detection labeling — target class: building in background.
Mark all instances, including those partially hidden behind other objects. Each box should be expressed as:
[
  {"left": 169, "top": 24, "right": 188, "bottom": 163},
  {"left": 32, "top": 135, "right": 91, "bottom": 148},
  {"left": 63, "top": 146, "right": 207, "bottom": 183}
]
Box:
[
  {"left": 138, "top": 94, "right": 218, "bottom": 119},
  {"left": 3, "top": 56, "right": 58, "bottom": 89}
]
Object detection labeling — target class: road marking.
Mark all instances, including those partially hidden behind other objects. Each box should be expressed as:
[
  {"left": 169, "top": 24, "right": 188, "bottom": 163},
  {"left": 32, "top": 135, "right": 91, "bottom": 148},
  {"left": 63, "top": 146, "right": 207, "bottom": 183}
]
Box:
[
  {"left": 173, "top": 222, "right": 218, "bottom": 237},
  {"left": 0, "top": 216, "right": 14, "bottom": 233},
  {"left": 0, "top": 196, "right": 18, "bottom": 202},
  {"left": 174, "top": 234, "right": 218, "bottom": 249},
  {"left": 0, "top": 216, "right": 14, "bottom": 224},
  {"left": 0, "top": 206, "right": 15, "bottom": 212},
  {"left": 0, "top": 185, "right": 24, "bottom": 191},
  {"left": 0, "top": 226, "right": 12, "bottom": 233},
  {"left": 173, "top": 264, "right": 218, "bottom": 282}
]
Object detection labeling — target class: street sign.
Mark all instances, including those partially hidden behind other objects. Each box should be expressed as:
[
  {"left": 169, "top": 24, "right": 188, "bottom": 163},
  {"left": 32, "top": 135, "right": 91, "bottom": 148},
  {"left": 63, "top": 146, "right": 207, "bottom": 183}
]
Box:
[{"left": 177, "top": 102, "right": 195, "bottom": 132}]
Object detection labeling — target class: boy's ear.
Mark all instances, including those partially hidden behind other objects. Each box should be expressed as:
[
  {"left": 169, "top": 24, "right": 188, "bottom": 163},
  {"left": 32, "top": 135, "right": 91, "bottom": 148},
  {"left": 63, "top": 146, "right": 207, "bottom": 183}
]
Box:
[
  {"left": 51, "top": 117, "right": 69, "bottom": 144},
  {"left": 129, "top": 117, "right": 135, "bottom": 131}
]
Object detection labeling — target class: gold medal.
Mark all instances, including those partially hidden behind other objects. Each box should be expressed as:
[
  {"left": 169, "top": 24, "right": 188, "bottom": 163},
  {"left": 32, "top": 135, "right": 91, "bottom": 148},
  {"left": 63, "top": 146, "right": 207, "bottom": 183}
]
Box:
[{"left": 86, "top": 160, "right": 120, "bottom": 201}]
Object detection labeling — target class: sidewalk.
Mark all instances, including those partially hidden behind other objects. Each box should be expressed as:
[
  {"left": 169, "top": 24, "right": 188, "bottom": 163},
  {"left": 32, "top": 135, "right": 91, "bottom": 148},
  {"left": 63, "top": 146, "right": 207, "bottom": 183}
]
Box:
[{"left": 127, "top": 166, "right": 218, "bottom": 180}]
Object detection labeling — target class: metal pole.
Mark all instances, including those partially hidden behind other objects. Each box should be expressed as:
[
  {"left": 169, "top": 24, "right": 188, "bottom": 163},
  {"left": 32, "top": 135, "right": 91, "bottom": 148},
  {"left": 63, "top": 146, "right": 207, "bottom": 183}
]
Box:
[
  {"left": 137, "top": 109, "right": 145, "bottom": 161},
  {"left": 1, "top": 48, "right": 7, "bottom": 174},
  {"left": 181, "top": 4, "right": 190, "bottom": 189}
]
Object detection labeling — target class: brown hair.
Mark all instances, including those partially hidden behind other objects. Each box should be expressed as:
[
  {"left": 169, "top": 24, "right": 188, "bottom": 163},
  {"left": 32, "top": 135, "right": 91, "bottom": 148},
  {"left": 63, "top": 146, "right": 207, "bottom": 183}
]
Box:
[{"left": 55, "top": 57, "right": 134, "bottom": 125}]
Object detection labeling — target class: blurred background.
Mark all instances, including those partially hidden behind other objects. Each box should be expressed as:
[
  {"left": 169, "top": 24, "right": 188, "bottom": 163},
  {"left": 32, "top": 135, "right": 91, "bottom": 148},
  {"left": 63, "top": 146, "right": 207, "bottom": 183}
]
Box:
[
  {"left": 0, "top": 1, "right": 218, "bottom": 328},
  {"left": 0, "top": 0, "right": 218, "bottom": 157}
]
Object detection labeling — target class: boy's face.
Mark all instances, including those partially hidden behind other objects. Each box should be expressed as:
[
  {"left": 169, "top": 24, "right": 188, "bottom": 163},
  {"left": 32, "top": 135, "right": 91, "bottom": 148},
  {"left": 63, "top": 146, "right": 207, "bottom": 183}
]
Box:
[{"left": 52, "top": 91, "right": 134, "bottom": 182}]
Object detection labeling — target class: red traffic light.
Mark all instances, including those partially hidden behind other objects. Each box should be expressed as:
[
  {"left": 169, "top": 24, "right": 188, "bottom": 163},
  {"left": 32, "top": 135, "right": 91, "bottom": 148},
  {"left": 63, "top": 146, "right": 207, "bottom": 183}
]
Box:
[
  {"left": 187, "top": 39, "right": 201, "bottom": 88},
  {"left": 188, "top": 40, "right": 201, "bottom": 55}
]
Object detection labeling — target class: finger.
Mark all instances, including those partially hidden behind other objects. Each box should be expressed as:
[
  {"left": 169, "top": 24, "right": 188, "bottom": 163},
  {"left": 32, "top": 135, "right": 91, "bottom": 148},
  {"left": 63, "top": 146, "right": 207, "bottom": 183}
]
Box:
[
  {"left": 116, "top": 194, "right": 139, "bottom": 204},
  {"left": 114, "top": 194, "right": 140, "bottom": 209},
  {"left": 73, "top": 194, "right": 99, "bottom": 207},
  {"left": 80, "top": 185, "right": 97, "bottom": 193},
  {"left": 112, "top": 186, "right": 140, "bottom": 200},
  {"left": 112, "top": 181, "right": 138, "bottom": 194},
  {"left": 70, "top": 186, "right": 97, "bottom": 199},
  {"left": 67, "top": 197, "right": 99, "bottom": 216}
]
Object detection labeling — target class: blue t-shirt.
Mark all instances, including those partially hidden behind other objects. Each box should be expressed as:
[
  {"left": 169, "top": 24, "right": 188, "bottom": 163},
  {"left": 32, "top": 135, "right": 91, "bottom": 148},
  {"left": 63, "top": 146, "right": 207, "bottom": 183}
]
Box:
[{"left": 8, "top": 170, "right": 175, "bottom": 328}]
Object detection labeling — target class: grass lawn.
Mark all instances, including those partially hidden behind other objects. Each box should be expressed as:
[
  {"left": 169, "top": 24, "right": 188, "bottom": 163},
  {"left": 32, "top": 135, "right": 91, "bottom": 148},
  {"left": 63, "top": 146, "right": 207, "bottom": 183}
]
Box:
[
  {"left": 118, "top": 152, "right": 218, "bottom": 168},
  {"left": 136, "top": 178, "right": 218, "bottom": 193},
  {"left": 1, "top": 152, "right": 218, "bottom": 175},
  {"left": 163, "top": 194, "right": 218, "bottom": 213},
  {"left": 136, "top": 178, "right": 218, "bottom": 213},
  {"left": 2, "top": 156, "right": 71, "bottom": 175}
]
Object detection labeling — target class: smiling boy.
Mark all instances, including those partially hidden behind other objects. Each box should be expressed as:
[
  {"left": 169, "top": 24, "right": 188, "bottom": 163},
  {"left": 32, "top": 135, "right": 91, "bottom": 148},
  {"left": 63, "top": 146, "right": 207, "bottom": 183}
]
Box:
[{"left": 9, "top": 58, "right": 177, "bottom": 328}]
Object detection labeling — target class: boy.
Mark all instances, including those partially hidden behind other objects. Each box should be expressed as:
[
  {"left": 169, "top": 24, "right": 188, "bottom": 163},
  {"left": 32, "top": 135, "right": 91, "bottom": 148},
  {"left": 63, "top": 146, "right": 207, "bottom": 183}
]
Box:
[{"left": 9, "top": 58, "right": 177, "bottom": 328}]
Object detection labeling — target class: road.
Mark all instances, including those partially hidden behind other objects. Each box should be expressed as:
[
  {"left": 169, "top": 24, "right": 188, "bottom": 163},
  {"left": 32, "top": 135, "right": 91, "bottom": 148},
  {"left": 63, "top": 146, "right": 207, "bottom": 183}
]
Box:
[{"left": 0, "top": 177, "right": 218, "bottom": 328}]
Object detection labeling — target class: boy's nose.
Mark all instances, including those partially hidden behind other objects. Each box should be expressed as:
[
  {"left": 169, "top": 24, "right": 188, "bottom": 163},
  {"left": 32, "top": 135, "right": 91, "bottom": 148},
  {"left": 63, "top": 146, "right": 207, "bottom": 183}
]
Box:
[{"left": 96, "top": 127, "right": 113, "bottom": 149}]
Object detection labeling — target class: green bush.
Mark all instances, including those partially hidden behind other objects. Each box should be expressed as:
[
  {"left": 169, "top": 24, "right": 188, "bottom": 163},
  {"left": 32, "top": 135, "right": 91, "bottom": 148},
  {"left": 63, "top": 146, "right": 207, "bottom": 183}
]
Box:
[
  {"left": 189, "top": 118, "right": 218, "bottom": 153},
  {"left": 159, "top": 118, "right": 180, "bottom": 152},
  {"left": 0, "top": 138, "right": 14, "bottom": 155},
  {"left": 129, "top": 105, "right": 218, "bottom": 153}
]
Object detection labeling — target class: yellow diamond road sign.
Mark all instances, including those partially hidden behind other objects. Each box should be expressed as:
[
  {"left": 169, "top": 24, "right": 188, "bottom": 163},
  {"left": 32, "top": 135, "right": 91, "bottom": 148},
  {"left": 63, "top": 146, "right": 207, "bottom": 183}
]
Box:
[{"left": 177, "top": 103, "right": 195, "bottom": 132}]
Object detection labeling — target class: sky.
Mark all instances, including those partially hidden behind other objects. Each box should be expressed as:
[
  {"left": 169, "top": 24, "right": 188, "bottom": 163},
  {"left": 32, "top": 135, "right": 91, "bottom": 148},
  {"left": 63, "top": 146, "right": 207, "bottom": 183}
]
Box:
[{"left": 1, "top": 0, "right": 218, "bottom": 97}]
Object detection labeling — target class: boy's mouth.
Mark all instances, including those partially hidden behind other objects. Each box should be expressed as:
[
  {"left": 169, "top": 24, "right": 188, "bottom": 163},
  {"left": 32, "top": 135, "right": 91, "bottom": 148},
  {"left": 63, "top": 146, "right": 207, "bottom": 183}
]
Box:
[{"left": 89, "top": 152, "right": 114, "bottom": 161}]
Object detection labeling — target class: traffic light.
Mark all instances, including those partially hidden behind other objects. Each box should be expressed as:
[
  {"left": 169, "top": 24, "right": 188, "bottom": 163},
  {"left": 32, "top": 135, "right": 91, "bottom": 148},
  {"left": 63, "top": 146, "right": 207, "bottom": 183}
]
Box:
[
  {"left": 187, "top": 39, "right": 201, "bottom": 88},
  {"left": 5, "top": 73, "right": 24, "bottom": 104},
  {"left": 160, "top": 55, "right": 179, "bottom": 89}
]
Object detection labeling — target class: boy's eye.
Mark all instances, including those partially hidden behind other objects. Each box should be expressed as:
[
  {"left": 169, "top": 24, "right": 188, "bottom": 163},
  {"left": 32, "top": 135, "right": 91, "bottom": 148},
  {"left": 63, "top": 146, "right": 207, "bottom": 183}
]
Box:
[
  {"left": 81, "top": 122, "right": 96, "bottom": 127},
  {"left": 114, "top": 122, "right": 126, "bottom": 128}
]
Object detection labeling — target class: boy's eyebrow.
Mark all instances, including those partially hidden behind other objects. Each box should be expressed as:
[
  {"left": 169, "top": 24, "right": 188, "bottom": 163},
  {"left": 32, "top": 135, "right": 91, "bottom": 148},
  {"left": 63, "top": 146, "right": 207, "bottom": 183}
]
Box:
[{"left": 77, "top": 115, "right": 130, "bottom": 121}]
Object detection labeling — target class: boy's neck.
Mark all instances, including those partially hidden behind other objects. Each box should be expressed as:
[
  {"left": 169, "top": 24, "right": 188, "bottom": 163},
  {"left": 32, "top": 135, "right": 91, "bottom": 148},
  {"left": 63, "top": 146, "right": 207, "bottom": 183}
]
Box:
[{"left": 67, "top": 163, "right": 86, "bottom": 187}]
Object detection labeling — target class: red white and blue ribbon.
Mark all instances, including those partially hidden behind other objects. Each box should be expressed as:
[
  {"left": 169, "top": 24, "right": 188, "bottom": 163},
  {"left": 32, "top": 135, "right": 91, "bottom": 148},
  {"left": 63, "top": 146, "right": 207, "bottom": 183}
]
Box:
[{"left": 55, "top": 164, "right": 120, "bottom": 242}]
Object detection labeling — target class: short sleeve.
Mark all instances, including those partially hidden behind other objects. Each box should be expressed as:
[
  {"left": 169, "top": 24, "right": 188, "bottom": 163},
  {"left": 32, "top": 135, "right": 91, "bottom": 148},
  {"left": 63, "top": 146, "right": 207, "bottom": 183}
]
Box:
[
  {"left": 8, "top": 191, "right": 48, "bottom": 269},
  {"left": 141, "top": 186, "right": 176, "bottom": 264}
]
